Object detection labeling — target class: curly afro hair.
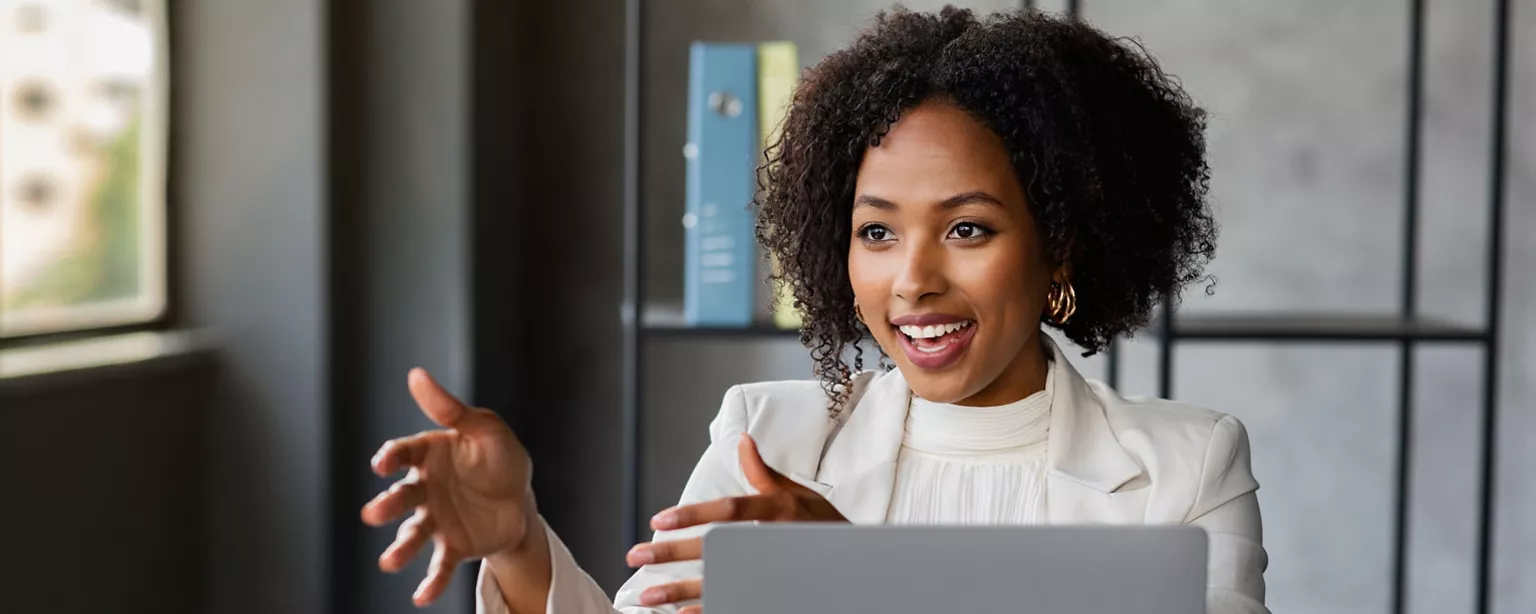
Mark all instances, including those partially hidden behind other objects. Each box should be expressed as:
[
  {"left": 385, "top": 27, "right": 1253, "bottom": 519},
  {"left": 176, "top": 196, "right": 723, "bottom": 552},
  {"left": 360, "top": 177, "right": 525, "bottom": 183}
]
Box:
[{"left": 755, "top": 6, "right": 1217, "bottom": 412}]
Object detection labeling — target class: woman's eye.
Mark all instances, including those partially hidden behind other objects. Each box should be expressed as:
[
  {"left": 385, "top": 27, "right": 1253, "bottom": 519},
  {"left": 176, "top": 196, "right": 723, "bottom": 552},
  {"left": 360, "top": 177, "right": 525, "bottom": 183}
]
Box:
[
  {"left": 860, "top": 225, "right": 893, "bottom": 242},
  {"left": 948, "top": 222, "right": 991, "bottom": 240}
]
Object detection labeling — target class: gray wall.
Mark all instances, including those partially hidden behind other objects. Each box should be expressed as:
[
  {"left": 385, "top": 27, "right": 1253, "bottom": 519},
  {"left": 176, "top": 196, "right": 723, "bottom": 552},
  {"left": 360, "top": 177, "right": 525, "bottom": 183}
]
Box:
[
  {"left": 1082, "top": 1, "right": 1535, "bottom": 613},
  {"left": 175, "top": 1, "right": 330, "bottom": 613},
  {"left": 1, "top": 355, "right": 215, "bottom": 614},
  {"left": 176, "top": 1, "right": 483, "bottom": 611},
  {"left": 177, "top": 2, "right": 480, "bottom": 612}
]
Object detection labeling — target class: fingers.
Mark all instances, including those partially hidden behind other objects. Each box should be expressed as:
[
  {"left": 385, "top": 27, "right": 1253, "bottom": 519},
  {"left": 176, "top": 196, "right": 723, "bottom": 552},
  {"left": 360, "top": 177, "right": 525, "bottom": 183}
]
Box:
[
  {"left": 737, "top": 434, "right": 788, "bottom": 493},
  {"left": 652, "top": 494, "right": 781, "bottom": 531},
  {"left": 379, "top": 511, "right": 435, "bottom": 573},
  {"left": 627, "top": 536, "right": 703, "bottom": 567},
  {"left": 371, "top": 433, "right": 431, "bottom": 477},
  {"left": 408, "top": 368, "right": 468, "bottom": 428},
  {"left": 414, "top": 539, "right": 460, "bottom": 607},
  {"left": 639, "top": 578, "right": 702, "bottom": 607},
  {"left": 679, "top": 606, "right": 702, "bottom": 614},
  {"left": 361, "top": 474, "right": 426, "bottom": 527}
]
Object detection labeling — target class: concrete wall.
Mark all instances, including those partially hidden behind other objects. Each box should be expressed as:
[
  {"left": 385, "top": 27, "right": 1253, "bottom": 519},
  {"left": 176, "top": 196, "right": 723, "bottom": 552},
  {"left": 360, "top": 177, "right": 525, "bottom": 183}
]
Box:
[
  {"left": 1082, "top": 1, "right": 1534, "bottom": 612},
  {"left": 174, "top": 1, "right": 330, "bottom": 612}
]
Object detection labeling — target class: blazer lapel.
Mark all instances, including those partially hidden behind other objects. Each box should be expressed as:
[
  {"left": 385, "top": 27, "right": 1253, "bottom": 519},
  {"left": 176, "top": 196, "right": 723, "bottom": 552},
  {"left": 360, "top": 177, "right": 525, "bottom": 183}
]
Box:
[
  {"left": 813, "top": 336, "right": 1150, "bottom": 526},
  {"left": 1042, "top": 336, "right": 1149, "bottom": 524},
  {"left": 817, "top": 369, "right": 910, "bottom": 524}
]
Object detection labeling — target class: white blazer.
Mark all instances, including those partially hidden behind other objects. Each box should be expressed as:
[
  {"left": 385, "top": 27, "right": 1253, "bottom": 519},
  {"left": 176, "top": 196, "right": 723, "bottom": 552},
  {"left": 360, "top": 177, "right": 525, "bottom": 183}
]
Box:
[{"left": 478, "top": 337, "right": 1269, "bottom": 614}]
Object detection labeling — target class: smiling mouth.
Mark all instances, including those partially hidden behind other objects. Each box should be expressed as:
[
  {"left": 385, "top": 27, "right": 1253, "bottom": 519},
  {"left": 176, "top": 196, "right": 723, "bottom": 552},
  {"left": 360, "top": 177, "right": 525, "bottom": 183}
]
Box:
[{"left": 896, "top": 320, "right": 974, "bottom": 352}]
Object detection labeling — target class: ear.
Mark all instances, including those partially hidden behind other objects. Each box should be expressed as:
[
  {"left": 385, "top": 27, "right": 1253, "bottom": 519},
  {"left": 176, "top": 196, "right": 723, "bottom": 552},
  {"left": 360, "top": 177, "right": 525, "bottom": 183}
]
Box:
[
  {"left": 1052, "top": 260, "right": 1073, "bottom": 284},
  {"left": 1047, "top": 237, "right": 1076, "bottom": 283}
]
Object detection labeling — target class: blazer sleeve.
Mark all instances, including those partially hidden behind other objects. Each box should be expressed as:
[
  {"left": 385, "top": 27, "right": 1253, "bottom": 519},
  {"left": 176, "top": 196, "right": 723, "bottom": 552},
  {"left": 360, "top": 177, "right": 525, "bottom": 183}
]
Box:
[
  {"left": 1187, "top": 414, "right": 1270, "bottom": 614},
  {"left": 475, "top": 386, "right": 753, "bottom": 614}
]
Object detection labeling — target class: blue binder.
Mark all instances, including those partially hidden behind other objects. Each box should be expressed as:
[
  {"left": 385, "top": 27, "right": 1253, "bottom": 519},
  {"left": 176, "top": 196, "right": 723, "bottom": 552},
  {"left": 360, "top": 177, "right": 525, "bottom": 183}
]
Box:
[{"left": 685, "top": 42, "right": 759, "bottom": 327}]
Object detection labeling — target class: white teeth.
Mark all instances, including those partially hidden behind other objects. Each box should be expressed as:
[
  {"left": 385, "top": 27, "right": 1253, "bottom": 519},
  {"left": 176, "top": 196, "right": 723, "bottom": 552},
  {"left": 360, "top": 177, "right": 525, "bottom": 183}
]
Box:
[{"left": 898, "top": 320, "right": 972, "bottom": 339}]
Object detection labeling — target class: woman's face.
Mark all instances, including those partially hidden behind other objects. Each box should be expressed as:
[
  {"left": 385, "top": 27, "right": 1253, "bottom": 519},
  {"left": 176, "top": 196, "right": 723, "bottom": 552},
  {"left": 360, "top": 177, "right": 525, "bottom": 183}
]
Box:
[{"left": 849, "top": 99, "right": 1058, "bottom": 406}]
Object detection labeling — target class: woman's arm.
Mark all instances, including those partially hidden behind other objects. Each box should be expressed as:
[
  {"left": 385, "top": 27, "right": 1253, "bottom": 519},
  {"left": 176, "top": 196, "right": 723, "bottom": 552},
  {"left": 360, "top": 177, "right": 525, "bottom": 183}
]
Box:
[
  {"left": 1187, "top": 415, "right": 1270, "bottom": 614},
  {"left": 473, "top": 386, "right": 758, "bottom": 614},
  {"left": 478, "top": 498, "right": 554, "bottom": 614},
  {"left": 475, "top": 513, "right": 626, "bottom": 614}
]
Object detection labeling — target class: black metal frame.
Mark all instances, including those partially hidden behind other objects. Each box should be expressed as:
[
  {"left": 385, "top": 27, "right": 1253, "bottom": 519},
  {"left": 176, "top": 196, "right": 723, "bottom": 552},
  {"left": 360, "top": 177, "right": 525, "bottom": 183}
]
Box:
[
  {"left": 620, "top": 1, "right": 1512, "bottom": 611},
  {"left": 622, "top": 0, "right": 646, "bottom": 562}
]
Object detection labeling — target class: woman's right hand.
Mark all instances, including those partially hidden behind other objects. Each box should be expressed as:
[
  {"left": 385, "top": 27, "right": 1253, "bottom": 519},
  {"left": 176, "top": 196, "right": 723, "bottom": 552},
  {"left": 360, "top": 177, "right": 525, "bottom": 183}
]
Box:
[
  {"left": 361, "top": 368, "right": 535, "bottom": 607},
  {"left": 623, "top": 435, "right": 850, "bottom": 614}
]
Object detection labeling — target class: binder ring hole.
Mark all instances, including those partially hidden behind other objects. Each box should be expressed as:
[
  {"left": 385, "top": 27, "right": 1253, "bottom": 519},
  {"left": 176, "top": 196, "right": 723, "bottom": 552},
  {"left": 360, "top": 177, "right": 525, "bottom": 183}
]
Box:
[{"left": 709, "top": 90, "right": 743, "bottom": 118}]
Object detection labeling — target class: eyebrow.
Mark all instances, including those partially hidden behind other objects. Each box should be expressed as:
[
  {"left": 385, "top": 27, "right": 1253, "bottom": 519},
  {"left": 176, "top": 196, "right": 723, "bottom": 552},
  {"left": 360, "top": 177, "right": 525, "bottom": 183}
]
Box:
[{"left": 853, "top": 191, "right": 1008, "bottom": 211}]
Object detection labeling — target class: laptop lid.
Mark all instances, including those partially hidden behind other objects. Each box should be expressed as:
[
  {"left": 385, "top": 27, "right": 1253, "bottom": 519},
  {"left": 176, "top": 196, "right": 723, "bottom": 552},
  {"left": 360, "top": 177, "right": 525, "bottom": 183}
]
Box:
[{"left": 702, "top": 524, "right": 1208, "bottom": 614}]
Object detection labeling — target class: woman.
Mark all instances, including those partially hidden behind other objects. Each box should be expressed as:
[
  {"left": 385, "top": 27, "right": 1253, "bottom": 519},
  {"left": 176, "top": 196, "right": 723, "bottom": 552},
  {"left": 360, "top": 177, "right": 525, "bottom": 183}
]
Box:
[{"left": 361, "top": 7, "right": 1267, "bottom": 614}]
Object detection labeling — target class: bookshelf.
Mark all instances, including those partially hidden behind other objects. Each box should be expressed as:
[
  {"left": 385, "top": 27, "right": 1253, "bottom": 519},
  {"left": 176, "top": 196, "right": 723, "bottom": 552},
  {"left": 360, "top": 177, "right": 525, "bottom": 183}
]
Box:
[{"left": 620, "top": 1, "right": 1512, "bottom": 613}]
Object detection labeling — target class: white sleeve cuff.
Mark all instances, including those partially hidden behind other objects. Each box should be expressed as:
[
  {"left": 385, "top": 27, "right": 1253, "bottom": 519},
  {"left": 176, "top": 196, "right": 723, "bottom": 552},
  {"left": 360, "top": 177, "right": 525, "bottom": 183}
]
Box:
[{"left": 474, "top": 516, "right": 621, "bottom": 614}]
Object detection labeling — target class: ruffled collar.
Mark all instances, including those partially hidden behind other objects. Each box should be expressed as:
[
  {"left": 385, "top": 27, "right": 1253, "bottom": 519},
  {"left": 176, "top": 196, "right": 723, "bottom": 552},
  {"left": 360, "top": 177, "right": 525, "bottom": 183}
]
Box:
[{"left": 903, "top": 359, "right": 1054, "bottom": 456}]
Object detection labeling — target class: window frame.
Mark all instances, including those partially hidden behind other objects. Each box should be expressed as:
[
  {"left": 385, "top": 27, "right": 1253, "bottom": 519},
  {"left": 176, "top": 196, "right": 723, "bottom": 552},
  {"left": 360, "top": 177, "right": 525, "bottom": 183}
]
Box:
[{"left": 0, "top": 0, "right": 176, "bottom": 349}]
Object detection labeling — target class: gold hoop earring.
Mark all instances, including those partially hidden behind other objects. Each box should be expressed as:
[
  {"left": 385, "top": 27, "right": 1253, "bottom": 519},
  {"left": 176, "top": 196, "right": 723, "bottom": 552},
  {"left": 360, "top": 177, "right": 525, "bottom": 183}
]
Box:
[
  {"left": 853, "top": 300, "right": 864, "bottom": 324},
  {"left": 1047, "top": 281, "right": 1077, "bottom": 325}
]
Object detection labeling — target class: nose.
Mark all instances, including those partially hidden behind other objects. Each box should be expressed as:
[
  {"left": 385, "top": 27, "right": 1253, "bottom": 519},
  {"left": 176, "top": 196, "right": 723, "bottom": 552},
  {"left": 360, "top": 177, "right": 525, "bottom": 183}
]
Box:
[{"left": 892, "top": 237, "right": 948, "bottom": 302}]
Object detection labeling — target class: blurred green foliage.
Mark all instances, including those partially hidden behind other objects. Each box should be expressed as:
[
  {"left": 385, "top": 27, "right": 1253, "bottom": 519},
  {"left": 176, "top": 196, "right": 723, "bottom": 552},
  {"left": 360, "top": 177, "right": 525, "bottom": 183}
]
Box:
[{"left": 6, "top": 118, "right": 143, "bottom": 311}]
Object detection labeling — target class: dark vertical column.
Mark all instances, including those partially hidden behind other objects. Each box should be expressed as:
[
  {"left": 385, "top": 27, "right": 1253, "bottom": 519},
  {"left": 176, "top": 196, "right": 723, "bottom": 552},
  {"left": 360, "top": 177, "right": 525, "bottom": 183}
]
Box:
[
  {"left": 329, "top": 1, "right": 474, "bottom": 612},
  {"left": 498, "top": 0, "right": 628, "bottom": 593},
  {"left": 1474, "top": 1, "right": 1511, "bottom": 612},
  {"left": 470, "top": 0, "right": 528, "bottom": 431},
  {"left": 1390, "top": 0, "right": 1427, "bottom": 612},
  {"left": 327, "top": 1, "right": 369, "bottom": 612},
  {"left": 466, "top": 1, "right": 529, "bottom": 605},
  {"left": 622, "top": 0, "right": 648, "bottom": 562}
]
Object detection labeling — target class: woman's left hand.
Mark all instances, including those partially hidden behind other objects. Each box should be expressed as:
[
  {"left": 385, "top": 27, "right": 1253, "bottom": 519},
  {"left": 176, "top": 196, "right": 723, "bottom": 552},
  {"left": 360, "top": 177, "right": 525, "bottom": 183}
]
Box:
[{"left": 625, "top": 434, "right": 848, "bottom": 613}]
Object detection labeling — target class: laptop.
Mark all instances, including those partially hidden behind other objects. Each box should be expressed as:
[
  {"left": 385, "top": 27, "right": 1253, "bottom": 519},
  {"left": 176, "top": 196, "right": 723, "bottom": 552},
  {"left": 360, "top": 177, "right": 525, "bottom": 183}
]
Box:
[{"left": 702, "top": 524, "right": 1208, "bottom": 614}]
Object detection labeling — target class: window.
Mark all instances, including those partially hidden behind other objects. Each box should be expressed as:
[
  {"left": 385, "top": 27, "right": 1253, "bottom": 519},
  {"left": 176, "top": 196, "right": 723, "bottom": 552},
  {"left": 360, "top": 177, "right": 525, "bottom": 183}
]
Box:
[{"left": 0, "top": 0, "right": 168, "bottom": 338}]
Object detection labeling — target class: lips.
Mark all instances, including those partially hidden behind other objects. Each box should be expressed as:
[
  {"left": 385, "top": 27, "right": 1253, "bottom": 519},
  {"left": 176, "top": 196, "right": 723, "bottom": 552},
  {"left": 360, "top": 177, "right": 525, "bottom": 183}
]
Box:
[{"left": 890, "top": 313, "right": 977, "bottom": 371}]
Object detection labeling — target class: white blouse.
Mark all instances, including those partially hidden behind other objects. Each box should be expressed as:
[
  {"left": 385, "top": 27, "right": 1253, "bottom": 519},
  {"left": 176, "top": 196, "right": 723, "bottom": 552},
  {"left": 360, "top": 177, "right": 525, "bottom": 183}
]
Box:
[{"left": 886, "top": 361, "right": 1054, "bottom": 525}]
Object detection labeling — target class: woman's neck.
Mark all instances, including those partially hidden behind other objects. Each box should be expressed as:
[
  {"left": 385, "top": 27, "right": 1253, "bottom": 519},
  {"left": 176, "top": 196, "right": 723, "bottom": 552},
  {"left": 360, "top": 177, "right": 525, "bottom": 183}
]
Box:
[{"left": 949, "top": 333, "right": 1051, "bottom": 408}]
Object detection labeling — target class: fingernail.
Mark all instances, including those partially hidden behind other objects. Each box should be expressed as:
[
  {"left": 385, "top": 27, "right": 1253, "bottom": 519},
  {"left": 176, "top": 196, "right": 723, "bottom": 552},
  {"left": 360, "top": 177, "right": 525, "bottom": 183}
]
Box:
[
  {"left": 641, "top": 587, "right": 667, "bottom": 605},
  {"left": 651, "top": 511, "right": 678, "bottom": 530},
  {"left": 627, "top": 545, "right": 654, "bottom": 566}
]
